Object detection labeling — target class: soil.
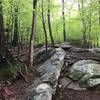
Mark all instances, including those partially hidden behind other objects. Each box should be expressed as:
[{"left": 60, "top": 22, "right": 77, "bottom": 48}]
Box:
[{"left": 53, "top": 89, "right": 100, "bottom": 100}]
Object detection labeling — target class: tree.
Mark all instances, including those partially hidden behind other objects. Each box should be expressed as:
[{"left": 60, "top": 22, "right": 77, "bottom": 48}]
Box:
[
  {"left": 28, "top": 0, "right": 37, "bottom": 68},
  {"left": 12, "top": 6, "right": 19, "bottom": 47},
  {"left": 99, "top": 0, "right": 100, "bottom": 25},
  {"left": 47, "top": 0, "right": 54, "bottom": 47},
  {"left": 97, "top": 0, "right": 100, "bottom": 47},
  {"left": 88, "top": 0, "right": 92, "bottom": 48},
  {"left": 81, "top": 0, "right": 87, "bottom": 47},
  {"left": 78, "top": 0, "right": 88, "bottom": 47},
  {"left": 41, "top": 0, "right": 48, "bottom": 54},
  {"left": 62, "top": 0, "right": 67, "bottom": 42},
  {"left": 0, "top": 0, "right": 5, "bottom": 45}
]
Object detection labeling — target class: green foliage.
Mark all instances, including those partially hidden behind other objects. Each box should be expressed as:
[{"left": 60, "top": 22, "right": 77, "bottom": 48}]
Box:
[{"left": 2, "top": 0, "right": 100, "bottom": 46}]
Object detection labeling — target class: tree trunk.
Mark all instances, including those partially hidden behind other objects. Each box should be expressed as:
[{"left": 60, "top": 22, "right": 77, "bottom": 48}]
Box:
[
  {"left": 12, "top": 6, "right": 19, "bottom": 47},
  {"left": 97, "top": 0, "right": 100, "bottom": 47},
  {"left": 12, "top": 6, "right": 20, "bottom": 60},
  {"left": 81, "top": 0, "right": 87, "bottom": 47},
  {"left": 28, "top": 0, "right": 37, "bottom": 68},
  {"left": 99, "top": 0, "right": 100, "bottom": 25},
  {"left": 88, "top": 1, "right": 92, "bottom": 48},
  {"left": 0, "top": 0, "right": 5, "bottom": 45},
  {"left": 62, "top": 0, "right": 67, "bottom": 42},
  {"left": 47, "top": 0, "right": 54, "bottom": 47},
  {"left": 41, "top": 0, "right": 48, "bottom": 55}
]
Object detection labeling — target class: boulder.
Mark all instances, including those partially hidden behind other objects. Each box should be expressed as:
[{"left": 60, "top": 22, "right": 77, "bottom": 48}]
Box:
[
  {"left": 89, "top": 48, "right": 100, "bottom": 53},
  {"left": 59, "top": 77, "right": 86, "bottom": 90},
  {"left": 33, "top": 47, "right": 56, "bottom": 65},
  {"left": 59, "top": 77, "right": 72, "bottom": 89},
  {"left": 67, "top": 82, "right": 86, "bottom": 90},
  {"left": 34, "top": 83, "right": 52, "bottom": 100},
  {"left": 68, "top": 60, "right": 98, "bottom": 81},
  {"left": 22, "top": 48, "right": 66, "bottom": 100},
  {"left": 68, "top": 60, "right": 100, "bottom": 88},
  {"left": 60, "top": 42, "right": 71, "bottom": 50},
  {"left": 72, "top": 47, "right": 89, "bottom": 53},
  {"left": 71, "top": 60, "right": 98, "bottom": 67},
  {"left": 22, "top": 83, "right": 52, "bottom": 100},
  {"left": 37, "top": 48, "right": 66, "bottom": 89}
]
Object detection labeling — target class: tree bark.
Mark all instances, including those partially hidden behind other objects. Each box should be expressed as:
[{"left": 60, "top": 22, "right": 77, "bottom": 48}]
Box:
[
  {"left": 12, "top": 6, "right": 19, "bottom": 47},
  {"left": 12, "top": 6, "right": 21, "bottom": 60},
  {"left": 41, "top": 0, "right": 48, "bottom": 55},
  {"left": 0, "top": 0, "right": 5, "bottom": 45},
  {"left": 88, "top": 1, "right": 92, "bottom": 48},
  {"left": 28, "top": 0, "right": 37, "bottom": 68},
  {"left": 97, "top": 0, "right": 100, "bottom": 47},
  {"left": 62, "top": 0, "right": 67, "bottom": 42},
  {"left": 81, "top": 0, "right": 87, "bottom": 47},
  {"left": 47, "top": 0, "right": 54, "bottom": 47}
]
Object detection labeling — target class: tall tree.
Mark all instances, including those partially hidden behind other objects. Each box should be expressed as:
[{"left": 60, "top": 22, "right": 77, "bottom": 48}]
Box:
[
  {"left": 97, "top": 0, "right": 100, "bottom": 47},
  {"left": 12, "top": 6, "right": 19, "bottom": 47},
  {"left": 9, "top": 0, "right": 15, "bottom": 46},
  {"left": 88, "top": 1, "right": 92, "bottom": 48},
  {"left": 28, "top": 0, "right": 37, "bottom": 68},
  {"left": 62, "top": 0, "right": 67, "bottom": 42},
  {"left": 47, "top": 0, "right": 54, "bottom": 47},
  {"left": 99, "top": 0, "right": 100, "bottom": 25},
  {"left": 0, "top": 0, "right": 5, "bottom": 45},
  {"left": 11, "top": 5, "right": 21, "bottom": 60},
  {"left": 41, "top": 0, "right": 48, "bottom": 54},
  {"left": 81, "top": 0, "right": 87, "bottom": 47}
]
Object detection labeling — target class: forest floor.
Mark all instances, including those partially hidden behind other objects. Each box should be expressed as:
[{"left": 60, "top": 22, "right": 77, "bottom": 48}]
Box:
[
  {"left": 0, "top": 47, "right": 41, "bottom": 100},
  {"left": 1, "top": 45, "right": 100, "bottom": 100}
]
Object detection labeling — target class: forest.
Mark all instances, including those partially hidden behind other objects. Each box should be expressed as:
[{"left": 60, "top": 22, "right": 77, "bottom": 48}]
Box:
[{"left": 0, "top": 0, "right": 100, "bottom": 100}]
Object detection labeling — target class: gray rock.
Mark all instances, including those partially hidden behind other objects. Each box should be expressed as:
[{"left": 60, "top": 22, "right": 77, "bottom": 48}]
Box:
[
  {"left": 37, "top": 48, "right": 66, "bottom": 89},
  {"left": 73, "top": 60, "right": 98, "bottom": 67},
  {"left": 67, "top": 82, "right": 86, "bottom": 90},
  {"left": 87, "top": 78, "right": 100, "bottom": 87},
  {"left": 72, "top": 47, "right": 88, "bottom": 53},
  {"left": 69, "top": 60, "right": 98, "bottom": 81},
  {"left": 68, "top": 60, "right": 100, "bottom": 88},
  {"left": 33, "top": 47, "right": 56, "bottom": 64},
  {"left": 22, "top": 48, "right": 66, "bottom": 100},
  {"left": 59, "top": 77, "right": 72, "bottom": 89},
  {"left": 22, "top": 83, "right": 52, "bottom": 100},
  {"left": 59, "top": 77, "right": 86, "bottom": 90},
  {"left": 34, "top": 83, "right": 52, "bottom": 100},
  {"left": 54, "top": 44, "right": 60, "bottom": 48},
  {"left": 60, "top": 42, "right": 71, "bottom": 50},
  {"left": 89, "top": 48, "right": 100, "bottom": 53}
]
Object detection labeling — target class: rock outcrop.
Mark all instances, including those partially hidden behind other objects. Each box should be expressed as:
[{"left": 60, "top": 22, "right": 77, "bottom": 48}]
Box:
[{"left": 22, "top": 48, "right": 66, "bottom": 100}]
